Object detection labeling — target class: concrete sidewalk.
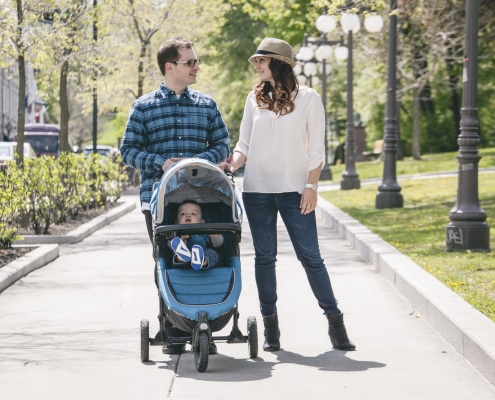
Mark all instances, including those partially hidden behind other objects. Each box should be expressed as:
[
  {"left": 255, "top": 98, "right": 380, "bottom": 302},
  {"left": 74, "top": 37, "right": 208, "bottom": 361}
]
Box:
[{"left": 0, "top": 194, "right": 494, "bottom": 399}]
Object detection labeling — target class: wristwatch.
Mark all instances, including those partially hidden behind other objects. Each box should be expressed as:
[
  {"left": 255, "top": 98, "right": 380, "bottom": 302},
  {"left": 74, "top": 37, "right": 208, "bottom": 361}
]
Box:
[{"left": 305, "top": 183, "right": 318, "bottom": 191}]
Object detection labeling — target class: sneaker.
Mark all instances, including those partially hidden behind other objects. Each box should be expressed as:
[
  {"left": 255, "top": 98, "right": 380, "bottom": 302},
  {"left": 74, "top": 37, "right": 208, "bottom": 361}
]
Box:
[
  {"left": 171, "top": 237, "right": 191, "bottom": 262},
  {"left": 191, "top": 245, "right": 205, "bottom": 271}
]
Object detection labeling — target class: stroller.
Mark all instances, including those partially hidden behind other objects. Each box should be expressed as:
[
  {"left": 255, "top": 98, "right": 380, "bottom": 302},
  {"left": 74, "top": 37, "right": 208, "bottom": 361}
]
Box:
[{"left": 140, "top": 158, "right": 258, "bottom": 372}]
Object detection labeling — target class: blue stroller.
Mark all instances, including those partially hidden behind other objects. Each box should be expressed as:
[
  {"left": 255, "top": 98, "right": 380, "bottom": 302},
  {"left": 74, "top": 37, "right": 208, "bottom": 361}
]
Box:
[{"left": 140, "top": 159, "right": 258, "bottom": 372}]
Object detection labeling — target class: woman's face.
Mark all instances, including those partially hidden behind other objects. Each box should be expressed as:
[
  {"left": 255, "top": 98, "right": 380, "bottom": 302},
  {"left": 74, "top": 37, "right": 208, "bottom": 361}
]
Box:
[{"left": 253, "top": 56, "right": 274, "bottom": 84}]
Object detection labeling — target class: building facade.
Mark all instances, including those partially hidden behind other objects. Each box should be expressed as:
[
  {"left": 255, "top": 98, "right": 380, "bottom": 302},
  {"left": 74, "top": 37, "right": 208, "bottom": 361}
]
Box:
[{"left": 0, "top": 63, "right": 47, "bottom": 142}]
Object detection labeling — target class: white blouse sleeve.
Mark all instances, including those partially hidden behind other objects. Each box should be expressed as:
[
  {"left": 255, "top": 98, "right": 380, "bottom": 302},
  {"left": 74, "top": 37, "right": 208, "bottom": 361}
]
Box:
[
  {"left": 306, "top": 91, "right": 326, "bottom": 171},
  {"left": 234, "top": 92, "right": 255, "bottom": 158}
]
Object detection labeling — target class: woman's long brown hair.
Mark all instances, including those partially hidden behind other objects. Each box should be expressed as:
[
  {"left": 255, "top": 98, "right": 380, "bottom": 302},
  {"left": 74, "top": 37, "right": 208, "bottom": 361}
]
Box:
[{"left": 253, "top": 58, "right": 299, "bottom": 116}]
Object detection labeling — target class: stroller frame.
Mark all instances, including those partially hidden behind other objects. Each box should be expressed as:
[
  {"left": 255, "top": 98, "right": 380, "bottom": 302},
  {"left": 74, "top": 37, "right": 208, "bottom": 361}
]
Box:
[{"left": 140, "top": 159, "right": 258, "bottom": 372}]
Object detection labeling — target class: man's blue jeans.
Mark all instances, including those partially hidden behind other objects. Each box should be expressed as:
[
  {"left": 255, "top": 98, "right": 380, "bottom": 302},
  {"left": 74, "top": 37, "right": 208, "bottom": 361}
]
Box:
[{"left": 242, "top": 192, "right": 341, "bottom": 317}]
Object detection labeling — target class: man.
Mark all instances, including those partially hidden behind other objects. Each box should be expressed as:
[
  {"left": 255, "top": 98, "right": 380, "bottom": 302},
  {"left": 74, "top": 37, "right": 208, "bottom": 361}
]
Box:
[
  {"left": 121, "top": 37, "right": 230, "bottom": 241},
  {"left": 120, "top": 37, "right": 230, "bottom": 354}
]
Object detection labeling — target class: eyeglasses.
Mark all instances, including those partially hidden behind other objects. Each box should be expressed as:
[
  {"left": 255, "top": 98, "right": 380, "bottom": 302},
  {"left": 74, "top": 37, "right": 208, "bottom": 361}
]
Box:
[{"left": 170, "top": 59, "right": 200, "bottom": 67}]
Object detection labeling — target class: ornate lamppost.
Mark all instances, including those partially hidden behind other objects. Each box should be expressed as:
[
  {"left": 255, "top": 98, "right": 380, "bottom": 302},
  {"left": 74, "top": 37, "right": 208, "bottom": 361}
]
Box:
[
  {"left": 375, "top": 0, "right": 403, "bottom": 209},
  {"left": 445, "top": 0, "right": 490, "bottom": 251},
  {"left": 92, "top": 0, "right": 98, "bottom": 154},
  {"left": 339, "top": 12, "right": 383, "bottom": 190}
]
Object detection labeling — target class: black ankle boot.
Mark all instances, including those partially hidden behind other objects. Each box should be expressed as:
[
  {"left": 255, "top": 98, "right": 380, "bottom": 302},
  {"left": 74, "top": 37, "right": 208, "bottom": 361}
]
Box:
[
  {"left": 263, "top": 313, "right": 280, "bottom": 351},
  {"left": 326, "top": 313, "right": 356, "bottom": 351}
]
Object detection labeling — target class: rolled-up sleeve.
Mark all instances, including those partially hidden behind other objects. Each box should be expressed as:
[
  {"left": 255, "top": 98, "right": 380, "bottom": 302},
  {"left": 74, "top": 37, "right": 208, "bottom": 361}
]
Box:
[
  {"left": 306, "top": 92, "right": 325, "bottom": 171},
  {"left": 234, "top": 92, "right": 254, "bottom": 158},
  {"left": 194, "top": 103, "right": 230, "bottom": 163},
  {"left": 120, "top": 104, "right": 167, "bottom": 174}
]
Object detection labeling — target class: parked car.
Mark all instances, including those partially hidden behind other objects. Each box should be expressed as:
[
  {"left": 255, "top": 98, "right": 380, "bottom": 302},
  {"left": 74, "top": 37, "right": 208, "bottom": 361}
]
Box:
[
  {"left": 0, "top": 142, "right": 37, "bottom": 165},
  {"left": 83, "top": 145, "right": 115, "bottom": 158},
  {"left": 20, "top": 123, "right": 60, "bottom": 157}
]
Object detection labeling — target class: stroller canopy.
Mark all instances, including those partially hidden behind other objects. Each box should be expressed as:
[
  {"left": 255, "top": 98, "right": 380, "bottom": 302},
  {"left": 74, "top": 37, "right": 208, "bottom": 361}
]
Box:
[{"left": 150, "top": 159, "right": 242, "bottom": 225}]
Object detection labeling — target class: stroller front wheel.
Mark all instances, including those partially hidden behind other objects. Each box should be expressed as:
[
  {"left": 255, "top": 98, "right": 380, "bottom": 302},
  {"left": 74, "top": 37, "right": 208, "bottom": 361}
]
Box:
[{"left": 195, "top": 331, "right": 210, "bottom": 372}]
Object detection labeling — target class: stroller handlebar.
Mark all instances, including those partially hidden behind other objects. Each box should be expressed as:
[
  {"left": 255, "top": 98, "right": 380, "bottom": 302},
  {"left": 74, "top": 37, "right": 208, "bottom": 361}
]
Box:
[{"left": 154, "top": 222, "right": 241, "bottom": 238}]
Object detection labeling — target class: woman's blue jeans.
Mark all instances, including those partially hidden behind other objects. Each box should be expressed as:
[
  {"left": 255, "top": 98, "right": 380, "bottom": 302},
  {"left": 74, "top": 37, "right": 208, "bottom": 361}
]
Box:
[{"left": 242, "top": 192, "right": 341, "bottom": 317}]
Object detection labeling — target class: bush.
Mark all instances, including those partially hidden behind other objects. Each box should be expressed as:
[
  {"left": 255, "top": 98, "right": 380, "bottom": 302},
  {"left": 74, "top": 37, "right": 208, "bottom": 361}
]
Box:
[
  {"left": 0, "top": 153, "right": 126, "bottom": 245},
  {"left": 0, "top": 163, "right": 29, "bottom": 247}
]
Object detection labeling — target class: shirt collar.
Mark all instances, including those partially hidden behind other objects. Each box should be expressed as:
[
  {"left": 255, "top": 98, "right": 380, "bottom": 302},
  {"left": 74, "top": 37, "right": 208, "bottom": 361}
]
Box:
[{"left": 159, "top": 83, "right": 193, "bottom": 99}]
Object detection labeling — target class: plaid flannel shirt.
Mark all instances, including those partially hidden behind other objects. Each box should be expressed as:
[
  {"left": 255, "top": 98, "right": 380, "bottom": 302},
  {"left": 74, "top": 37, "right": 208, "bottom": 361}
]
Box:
[{"left": 120, "top": 83, "right": 230, "bottom": 205}]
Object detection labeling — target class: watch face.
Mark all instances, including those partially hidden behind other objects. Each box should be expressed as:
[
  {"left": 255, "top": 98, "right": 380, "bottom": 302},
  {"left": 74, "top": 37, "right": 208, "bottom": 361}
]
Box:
[{"left": 312, "top": 183, "right": 318, "bottom": 191}]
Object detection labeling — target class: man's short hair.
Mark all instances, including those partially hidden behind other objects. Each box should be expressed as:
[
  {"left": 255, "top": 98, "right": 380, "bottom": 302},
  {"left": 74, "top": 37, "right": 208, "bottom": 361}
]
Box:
[{"left": 157, "top": 37, "right": 194, "bottom": 76}]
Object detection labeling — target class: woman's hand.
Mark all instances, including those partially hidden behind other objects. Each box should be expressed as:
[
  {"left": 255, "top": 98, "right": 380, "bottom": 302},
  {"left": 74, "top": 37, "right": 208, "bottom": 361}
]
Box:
[
  {"left": 300, "top": 188, "right": 318, "bottom": 215},
  {"left": 217, "top": 161, "right": 234, "bottom": 173}
]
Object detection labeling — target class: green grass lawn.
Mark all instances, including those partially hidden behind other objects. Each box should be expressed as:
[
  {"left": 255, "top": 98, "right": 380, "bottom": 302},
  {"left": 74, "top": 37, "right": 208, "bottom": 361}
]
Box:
[
  {"left": 327, "top": 147, "right": 495, "bottom": 180},
  {"left": 320, "top": 148, "right": 495, "bottom": 322}
]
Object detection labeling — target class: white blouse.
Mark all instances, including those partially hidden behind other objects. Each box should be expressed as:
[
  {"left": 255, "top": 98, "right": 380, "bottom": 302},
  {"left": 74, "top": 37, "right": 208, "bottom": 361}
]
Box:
[{"left": 234, "top": 85, "right": 325, "bottom": 194}]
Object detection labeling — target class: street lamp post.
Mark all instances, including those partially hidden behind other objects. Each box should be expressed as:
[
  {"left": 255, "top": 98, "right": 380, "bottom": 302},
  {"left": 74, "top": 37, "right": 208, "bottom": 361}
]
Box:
[
  {"left": 445, "top": 0, "right": 490, "bottom": 251},
  {"left": 297, "top": 9, "right": 382, "bottom": 184},
  {"left": 341, "top": 17, "right": 359, "bottom": 190},
  {"left": 92, "top": 0, "right": 98, "bottom": 154},
  {"left": 375, "top": 0, "right": 403, "bottom": 209},
  {"left": 340, "top": 12, "right": 383, "bottom": 190}
]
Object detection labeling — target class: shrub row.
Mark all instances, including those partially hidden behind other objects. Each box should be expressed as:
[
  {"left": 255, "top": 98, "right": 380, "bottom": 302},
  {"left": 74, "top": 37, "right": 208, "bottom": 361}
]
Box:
[{"left": 0, "top": 153, "right": 129, "bottom": 248}]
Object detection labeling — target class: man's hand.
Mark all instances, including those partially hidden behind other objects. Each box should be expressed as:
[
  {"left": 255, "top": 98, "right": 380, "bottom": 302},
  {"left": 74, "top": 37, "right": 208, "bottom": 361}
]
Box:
[{"left": 162, "top": 157, "right": 184, "bottom": 172}]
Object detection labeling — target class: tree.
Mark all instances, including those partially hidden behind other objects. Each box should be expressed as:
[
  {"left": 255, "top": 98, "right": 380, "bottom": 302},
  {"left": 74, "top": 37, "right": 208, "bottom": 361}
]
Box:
[
  {"left": 33, "top": 1, "right": 89, "bottom": 153},
  {"left": 0, "top": 0, "right": 43, "bottom": 164}
]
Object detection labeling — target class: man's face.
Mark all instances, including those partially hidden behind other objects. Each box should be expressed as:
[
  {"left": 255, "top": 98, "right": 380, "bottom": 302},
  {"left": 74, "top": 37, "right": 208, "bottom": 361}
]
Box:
[
  {"left": 170, "top": 48, "right": 200, "bottom": 86},
  {"left": 177, "top": 202, "right": 203, "bottom": 224}
]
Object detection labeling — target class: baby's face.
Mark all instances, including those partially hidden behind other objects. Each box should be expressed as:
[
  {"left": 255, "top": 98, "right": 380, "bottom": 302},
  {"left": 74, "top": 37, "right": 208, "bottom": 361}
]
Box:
[{"left": 177, "top": 203, "right": 203, "bottom": 224}]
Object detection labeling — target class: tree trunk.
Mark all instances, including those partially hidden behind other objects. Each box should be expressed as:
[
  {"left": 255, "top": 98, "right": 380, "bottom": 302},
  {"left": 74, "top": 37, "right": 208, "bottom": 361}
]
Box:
[
  {"left": 412, "top": 86, "right": 421, "bottom": 160},
  {"left": 137, "top": 42, "right": 147, "bottom": 98},
  {"left": 59, "top": 59, "right": 70, "bottom": 153},
  {"left": 15, "top": 0, "right": 25, "bottom": 165}
]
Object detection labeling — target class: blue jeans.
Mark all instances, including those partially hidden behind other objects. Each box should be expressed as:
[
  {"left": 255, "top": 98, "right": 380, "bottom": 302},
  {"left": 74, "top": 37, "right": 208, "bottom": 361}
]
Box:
[
  {"left": 242, "top": 192, "right": 341, "bottom": 316},
  {"left": 172, "top": 234, "right": 221, "bottom": 269}
]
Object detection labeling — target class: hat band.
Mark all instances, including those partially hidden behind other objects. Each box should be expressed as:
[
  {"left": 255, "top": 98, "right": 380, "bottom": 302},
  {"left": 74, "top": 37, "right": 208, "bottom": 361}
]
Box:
[{"left": 255, "top": 49, "right": 283, "bottom": 57}]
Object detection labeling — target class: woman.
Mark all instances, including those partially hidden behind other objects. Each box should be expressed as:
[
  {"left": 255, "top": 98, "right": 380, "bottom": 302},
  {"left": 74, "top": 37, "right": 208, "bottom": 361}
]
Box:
[{"left": 219, "top": 38, "right": 355, "bottom": 352}]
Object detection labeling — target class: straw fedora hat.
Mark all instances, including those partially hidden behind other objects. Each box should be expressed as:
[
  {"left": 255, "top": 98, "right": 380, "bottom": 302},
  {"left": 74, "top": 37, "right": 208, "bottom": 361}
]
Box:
[{"left": 248, "top": 38, "right": 296, "bottom": 68}]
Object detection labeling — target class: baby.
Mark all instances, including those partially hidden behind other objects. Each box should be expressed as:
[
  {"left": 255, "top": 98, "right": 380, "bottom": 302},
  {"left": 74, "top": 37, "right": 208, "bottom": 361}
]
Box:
[{"left": 171, "top": 201, "right": 224, "bottom": 271}]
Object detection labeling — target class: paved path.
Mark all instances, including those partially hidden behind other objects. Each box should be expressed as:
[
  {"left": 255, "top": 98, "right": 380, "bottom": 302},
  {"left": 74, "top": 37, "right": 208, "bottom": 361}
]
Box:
[{"left": 1, "top": 197, "right": 494, "bottom": 399}]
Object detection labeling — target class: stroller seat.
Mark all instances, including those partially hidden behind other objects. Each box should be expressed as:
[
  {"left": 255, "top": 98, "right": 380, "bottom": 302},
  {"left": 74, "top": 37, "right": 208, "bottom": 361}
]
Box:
[{"left": 166, "top": 267, "right": 234, "bottom": 305}]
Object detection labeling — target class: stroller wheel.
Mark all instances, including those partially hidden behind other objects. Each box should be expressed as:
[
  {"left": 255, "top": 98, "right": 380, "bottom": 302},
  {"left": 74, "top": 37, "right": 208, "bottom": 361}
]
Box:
[
  {"left": 247, "top": 316, "right": 258, "bottom": 359},
  {"left": 140, "top": 319, "right": 150, "bottom": 362},
  {"left": 195, "top": 331, "right": 210, "bottom": 372}
]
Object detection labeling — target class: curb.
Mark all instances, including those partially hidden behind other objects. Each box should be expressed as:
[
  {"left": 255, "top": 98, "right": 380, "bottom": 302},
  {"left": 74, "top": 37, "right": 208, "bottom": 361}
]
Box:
[
  {"left": 14, "top": 199, "right": 137, "bottom": 245},
  {"left": 0, "top": 244, "right": 59, "bottom": 294},
  {"left": 1, "top": 197, "right": 138, "bottom": 294},
  {"left": 316, "top": 196, "right": 495, "bottom": 386}
]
